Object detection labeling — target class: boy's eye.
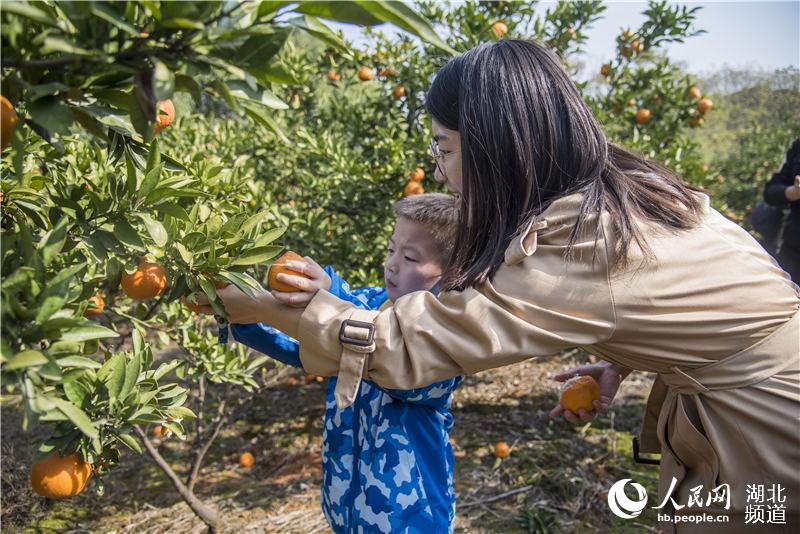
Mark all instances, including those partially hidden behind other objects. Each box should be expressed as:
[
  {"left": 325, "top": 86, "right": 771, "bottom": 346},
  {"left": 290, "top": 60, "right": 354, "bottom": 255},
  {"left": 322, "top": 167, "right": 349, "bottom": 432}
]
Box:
[{"left": 404, "top": 256, "right": 417, "bottom": 262}]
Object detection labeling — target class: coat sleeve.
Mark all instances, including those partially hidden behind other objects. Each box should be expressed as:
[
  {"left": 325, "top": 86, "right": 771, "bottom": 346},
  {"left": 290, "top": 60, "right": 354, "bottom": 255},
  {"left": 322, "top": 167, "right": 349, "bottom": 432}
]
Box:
[
  {"left": 764, "top": 138, "right": 800, "bottom": 207},
  {"left": 296, "top": 218, "right": 617, "bottom": 390}
]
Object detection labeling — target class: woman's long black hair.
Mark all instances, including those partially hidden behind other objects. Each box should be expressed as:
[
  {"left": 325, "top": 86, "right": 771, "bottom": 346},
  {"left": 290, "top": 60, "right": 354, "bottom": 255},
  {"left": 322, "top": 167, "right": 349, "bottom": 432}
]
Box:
[{"left": 426, "top": 39, "right": 704, "bottom": 291}]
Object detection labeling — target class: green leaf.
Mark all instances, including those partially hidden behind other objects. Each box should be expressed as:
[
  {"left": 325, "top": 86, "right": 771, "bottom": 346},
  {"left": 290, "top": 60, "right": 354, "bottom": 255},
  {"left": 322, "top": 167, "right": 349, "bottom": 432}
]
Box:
[
  {"left": 294, "top": 1, "right": 383, "bottom": 25},
  {"left": 4, "top": 350, "right": 48, "bottom": 370},
  {"left": 175, "top": 74, "right": 201, "bottom": 104},
  {"left": 152, "top": 360, "right": 181, "bottom": 381},
  {"left": 226, "top": 81, "right": 288, "bottom": 110},
  {"left": 63, "top": 374, "right": 89, "bottom": 406},
  {"left": 230, "top": 245, "right": 283, "bottom": 266},
  {"left": 168, "top": 405, "right": 197, "bottom": 420},
  {"left": 155, "top": 202, "right": 190, "bottom": 221},
  {"left": 120, "top": 350, "right": 141, "bottom": 401},
  {"left": 253, "top": 226, "right": 287, "bottom": 247},
  {"left": 60, "top": 323, "right": 120, "bottom": 343},
  {"left": 89, "top": 2, "right": 139, "bottom": 35},
  {"left": 0, "top": 1, "right": 60, "bottom": 26},
  {"left": 115, "top": 432, "right": 143, "bottom": 454},
  {"left": 35, "top": 296, "right": 66, "bottom": 324},
  {"left": 290, "top": 15, "right": 347, "bottom": 51},
  {"left": 242, "top": 102, "right": 289, "bottom": 143},
  {"left": 28, "top": 96, "right": 74, "bottom": 134},
  {"left": 356, "top": 1, "right": 456, "bottom": 55},
  {"left": 152, "top": 59, "right": 175, "bottom": 101},
  {"left": 113, "top": 219, "right": 146, "bottom": 251},
  {"left": 38, "top": 218, "right": 69, "bottom": 267},
  {"left": 139, "top": 213, "right": 168, "bottom": 247},
  {"left": 257, "top": 1, "right": 291, "bottom": 18},
  {"left": 99, "top": 353, "right": 126, "bottom": 400},
  {"left": 56, "top": 356, "right": 102, "bottom": 369},
  {"left": 49, "top": 397, "right": 99, "bottom": 439},
  {"left": 161, "top": 17, "right": 204, "bottom": 29}
]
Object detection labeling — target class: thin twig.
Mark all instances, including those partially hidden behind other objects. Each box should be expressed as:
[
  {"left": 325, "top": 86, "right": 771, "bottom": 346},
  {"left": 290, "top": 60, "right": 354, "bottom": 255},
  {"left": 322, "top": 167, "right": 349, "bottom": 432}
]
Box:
[{"left": 459, "top": 485, "right": 535, "bottom": 510}]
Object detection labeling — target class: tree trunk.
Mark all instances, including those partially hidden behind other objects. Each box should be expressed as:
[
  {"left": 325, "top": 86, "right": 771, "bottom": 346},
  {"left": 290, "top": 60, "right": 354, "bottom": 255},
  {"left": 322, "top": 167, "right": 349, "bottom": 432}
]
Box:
[{"left": 134, "top": 426, "right": 219, "bottom": 531}]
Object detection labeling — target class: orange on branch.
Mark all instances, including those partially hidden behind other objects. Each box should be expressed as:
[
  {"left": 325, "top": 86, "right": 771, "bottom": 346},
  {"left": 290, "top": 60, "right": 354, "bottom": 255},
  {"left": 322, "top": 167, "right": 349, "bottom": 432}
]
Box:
[
  {"left": 153, "top": 99, "right": 175, "bottom": 135},
  {"left": 698, "top": 98, "right": 714, "bottom": 114},
  {"left": 357, "top": 67, "right": 374, "bottom": 81},
  {"left": 635, "top": 108, "right": 652, "bottom": 124},
  {"left": 121, "top": 262, "right": 167, "bottom": 300},
  {"left": 268, "top": 251, "right": 311, "bottom": 292},
  {"left": 1, "top": 95, "right": 19, "bottom": 151},
  {"left": 83, "top": 294, "right": 105, "bottom": 317},
  {"left": 392, "top": 85, "right": 406, "bottom": 99},
  {"left": 492, "top": 21, "right": 508, "bottom": 38},
  {"left": 30, "top": 452, "right": 92, "bottom": 499}
]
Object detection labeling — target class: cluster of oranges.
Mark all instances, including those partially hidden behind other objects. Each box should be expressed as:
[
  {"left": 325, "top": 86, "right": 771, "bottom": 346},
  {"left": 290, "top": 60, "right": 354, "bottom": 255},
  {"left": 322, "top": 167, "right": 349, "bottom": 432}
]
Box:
[
  {"left": 403, "top": 167, "right": 426, "bottom": 196},
  {"left": 328, "top": 66, "right": 405, "bottom": 101},
  {"left": 687, "top": 86, "right": 714, "bottom": 126}
]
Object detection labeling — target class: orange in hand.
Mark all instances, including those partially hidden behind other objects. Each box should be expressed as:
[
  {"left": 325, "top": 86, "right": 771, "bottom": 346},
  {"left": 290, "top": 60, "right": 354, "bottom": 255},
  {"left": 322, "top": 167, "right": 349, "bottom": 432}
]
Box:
[
  {"left": 30, "top": 452, "right": 92, "bottom": 499},
  {"left": 559, "top": 375, "right": 601, "bottom": 413},
  {"left": 268, "top": 251, "right": 311, "bottom": 292}
]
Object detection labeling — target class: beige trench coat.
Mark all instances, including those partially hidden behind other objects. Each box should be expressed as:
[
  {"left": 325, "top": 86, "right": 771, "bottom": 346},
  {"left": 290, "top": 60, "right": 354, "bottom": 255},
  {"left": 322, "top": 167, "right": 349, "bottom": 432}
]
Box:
[{"left": 292, "top": 192, "right": 800, "bottom": 532}]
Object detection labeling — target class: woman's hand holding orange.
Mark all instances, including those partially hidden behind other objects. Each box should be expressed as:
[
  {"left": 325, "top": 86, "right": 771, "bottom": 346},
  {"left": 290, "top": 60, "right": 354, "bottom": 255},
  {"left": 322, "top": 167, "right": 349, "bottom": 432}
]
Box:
[{"left": 548, "top": 361, "right": 631, "bottom": 423}]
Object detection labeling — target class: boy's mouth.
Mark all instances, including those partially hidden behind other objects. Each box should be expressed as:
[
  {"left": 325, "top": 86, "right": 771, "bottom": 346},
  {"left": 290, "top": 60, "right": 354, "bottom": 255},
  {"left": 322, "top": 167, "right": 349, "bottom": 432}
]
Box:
[{"left": 386, "top": 279, "right": 397, "bottom": 289}]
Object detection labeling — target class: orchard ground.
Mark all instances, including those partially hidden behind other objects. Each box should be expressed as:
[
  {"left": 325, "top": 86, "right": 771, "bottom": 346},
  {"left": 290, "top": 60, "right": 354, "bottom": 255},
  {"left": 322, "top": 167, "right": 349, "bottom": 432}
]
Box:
[{"left": 2, "top": 342, "right": 659, "bottom": 534}]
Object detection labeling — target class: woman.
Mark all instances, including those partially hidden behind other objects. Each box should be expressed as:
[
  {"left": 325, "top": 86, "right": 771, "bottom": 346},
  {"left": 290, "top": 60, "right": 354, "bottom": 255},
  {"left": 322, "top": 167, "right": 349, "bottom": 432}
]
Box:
[{"left": 199, "top": 40, "right": 799, "bottom": 532}]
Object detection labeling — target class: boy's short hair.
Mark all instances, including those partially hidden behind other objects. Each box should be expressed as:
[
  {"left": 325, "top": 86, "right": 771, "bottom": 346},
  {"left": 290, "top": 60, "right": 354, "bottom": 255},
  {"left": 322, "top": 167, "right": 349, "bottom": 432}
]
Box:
[{"left": 393, "top": 193, "right": 458, "bottom": 263}]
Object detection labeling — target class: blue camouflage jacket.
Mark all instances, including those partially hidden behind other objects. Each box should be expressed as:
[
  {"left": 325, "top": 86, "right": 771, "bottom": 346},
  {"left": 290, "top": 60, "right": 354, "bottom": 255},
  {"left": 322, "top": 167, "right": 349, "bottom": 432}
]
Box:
[{"left": 230, "top": 266, "right": 462, "bottom": 534}]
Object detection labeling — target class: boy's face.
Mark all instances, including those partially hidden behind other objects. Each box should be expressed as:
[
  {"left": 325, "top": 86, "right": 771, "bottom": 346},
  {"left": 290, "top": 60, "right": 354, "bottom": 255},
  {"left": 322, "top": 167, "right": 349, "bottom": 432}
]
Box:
[{"left": 384, "top": 217, "right": 444, "bottom": 302}]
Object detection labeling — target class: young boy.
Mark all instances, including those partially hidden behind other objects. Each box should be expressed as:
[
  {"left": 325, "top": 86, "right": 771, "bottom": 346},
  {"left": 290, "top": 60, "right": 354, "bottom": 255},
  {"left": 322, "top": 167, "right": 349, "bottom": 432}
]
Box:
[{"left": 230, "top": 193, "right": 462, "bottom": 534}]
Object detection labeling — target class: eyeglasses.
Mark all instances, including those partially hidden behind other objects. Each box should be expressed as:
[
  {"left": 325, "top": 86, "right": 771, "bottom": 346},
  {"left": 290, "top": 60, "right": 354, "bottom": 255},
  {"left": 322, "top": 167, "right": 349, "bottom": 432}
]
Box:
[{"left": 430, "top": 139, "right": 457, "bottom": 179}]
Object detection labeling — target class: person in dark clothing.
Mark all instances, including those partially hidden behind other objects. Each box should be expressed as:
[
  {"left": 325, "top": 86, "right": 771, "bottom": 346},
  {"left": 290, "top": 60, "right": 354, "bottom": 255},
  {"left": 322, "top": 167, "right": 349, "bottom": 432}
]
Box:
[{"left": 763, "top": 137, "right": 800, "bottom": 284}]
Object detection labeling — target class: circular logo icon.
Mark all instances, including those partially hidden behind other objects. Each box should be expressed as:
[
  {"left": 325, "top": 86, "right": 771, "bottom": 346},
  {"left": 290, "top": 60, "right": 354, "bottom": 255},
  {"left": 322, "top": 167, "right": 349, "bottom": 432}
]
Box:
[{"left": 607, "top": 478, "right": 648, "bottom": 519}]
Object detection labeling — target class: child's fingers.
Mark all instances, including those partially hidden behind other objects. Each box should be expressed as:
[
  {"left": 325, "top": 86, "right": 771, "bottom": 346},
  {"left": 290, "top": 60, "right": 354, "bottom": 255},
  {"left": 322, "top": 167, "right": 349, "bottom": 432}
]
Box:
[
  {"left": 304, "top": 256, "right": 326, "bottom": 274},
  {"left": 552, "top": 364, "right": 593, "bottom": 382},
  {"left": 276, "top": 272, "right": 311, "bottom": 291},
  {"left": 271, "top": 290, "right": 312, "bottom": 308}
]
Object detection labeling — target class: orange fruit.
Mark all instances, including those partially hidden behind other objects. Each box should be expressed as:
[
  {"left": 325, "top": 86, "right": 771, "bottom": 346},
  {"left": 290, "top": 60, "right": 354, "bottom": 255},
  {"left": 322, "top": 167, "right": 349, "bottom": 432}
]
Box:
[
  {"left": 30, "top": 452, "right": 92, "bottom": 499},
  {"left": 635, "top": 108, "right": 651, "bottom": 125},
  {"left": 327, "top": 69, "right": 341, "bottom": 82},
  {"left": 600, "top": 63, "right": 611, "bottom": 77},
  {"left": 383, "top": 67, "right": 398, "bottom": 77},
  {"left": 688, "top": 86, "right": 702, "bottom": 100},
  {"left": 287, "top": 377, "right": 298, "bottom": 387},
  {"left": 698, "top": 98, "right": 714, "bottom": 113},
  {"left": 691, "top": 116, "right": 705, "bottom": 127},
  {"left": 622, "top": 29, "right": 633, "bottom": 39},
  {"left": 357, "top": 67, "right": 374, "bottom": 81},
  {"left": 559, "top": 375, "right": 601, "bottom": 413},
  {"left": 1, "top": 95, "right": 19, "bottom": 151},
  {"left": 151, "top": 424, "right": 169, "bottom": 437},
  {"left": 268, "top": 251, "right": 311, "bottom": 292},
  {"left": 84, "top": 294, "right": 105, "bottom": 317},
  {"left": 632, "top": 40, "right": 644, "bottom": 53},
  {"left": 620, "top": 46, "right": 632, "bottom": 57},
  {"left": 392, "top": 85, "right": 405, "bottom": 99},
  {"left": 153, "top": 99, "right": 175, "bottom": 136},
  {"left": 239, "top": 452, "right": 255, "bottom": 468},
  {"left": 567, "top": 27, "right": 577, "bottom": 40},
  {"left": 249, "top": 199, "right": 257, "bottom": 207},
  {"left": 408, "top": 168, "right": 425, "bottom": 182},
  {"left": 121, "top": 262, "right": 167, "bottom": 300},
  {"left": 403, "top": 181, "right": 424, "bottom": 196},
  {"left": 181, "top": 296, "right": 203, "bottom": 313},
  {"left": 493, "top": 441, "right": 510, "bottom": 459},
  {"left": 492, "top": 21, "right": 508, "bottom": 38},
  {"left": 626, "top": 98, "right": 637, "bottom": 107}
]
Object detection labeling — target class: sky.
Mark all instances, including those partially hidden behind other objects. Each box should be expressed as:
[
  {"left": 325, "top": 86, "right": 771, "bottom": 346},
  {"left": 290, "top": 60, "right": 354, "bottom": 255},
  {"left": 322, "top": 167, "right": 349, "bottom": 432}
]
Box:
[{"left": 331, "top": 1, "right": 800, "bottom": 78}]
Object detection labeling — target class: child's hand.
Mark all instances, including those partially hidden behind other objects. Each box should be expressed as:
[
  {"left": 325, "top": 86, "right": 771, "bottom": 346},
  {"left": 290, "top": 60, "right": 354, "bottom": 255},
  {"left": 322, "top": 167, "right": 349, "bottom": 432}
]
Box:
[{"left": 271, "top": 256, "right": 331, "bottom": 307}]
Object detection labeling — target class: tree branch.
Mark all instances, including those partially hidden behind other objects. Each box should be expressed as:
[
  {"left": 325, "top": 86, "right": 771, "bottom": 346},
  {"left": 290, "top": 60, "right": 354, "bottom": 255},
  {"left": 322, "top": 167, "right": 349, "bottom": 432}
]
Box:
[{"left": 133, "top": 425, "right": 218, "bottom": 531}]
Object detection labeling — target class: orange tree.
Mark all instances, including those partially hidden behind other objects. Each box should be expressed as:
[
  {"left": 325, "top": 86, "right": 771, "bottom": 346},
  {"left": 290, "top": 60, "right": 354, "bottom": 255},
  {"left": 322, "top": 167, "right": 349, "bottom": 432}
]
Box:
[
  {"left": 0, "top": 1, "right": 451, "bottom": 529},
  {"left": 193, "top": 0, "right": 714, "bottom": 289}
]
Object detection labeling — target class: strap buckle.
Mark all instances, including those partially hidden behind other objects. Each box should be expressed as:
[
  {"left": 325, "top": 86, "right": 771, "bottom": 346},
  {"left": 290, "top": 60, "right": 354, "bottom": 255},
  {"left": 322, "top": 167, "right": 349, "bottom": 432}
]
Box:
[
  {"left": 338, "top": 319, "right": 375, "bottom": 350},
  {"left": 632, "top": 437, "right": 661, "bottom": 465}
]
